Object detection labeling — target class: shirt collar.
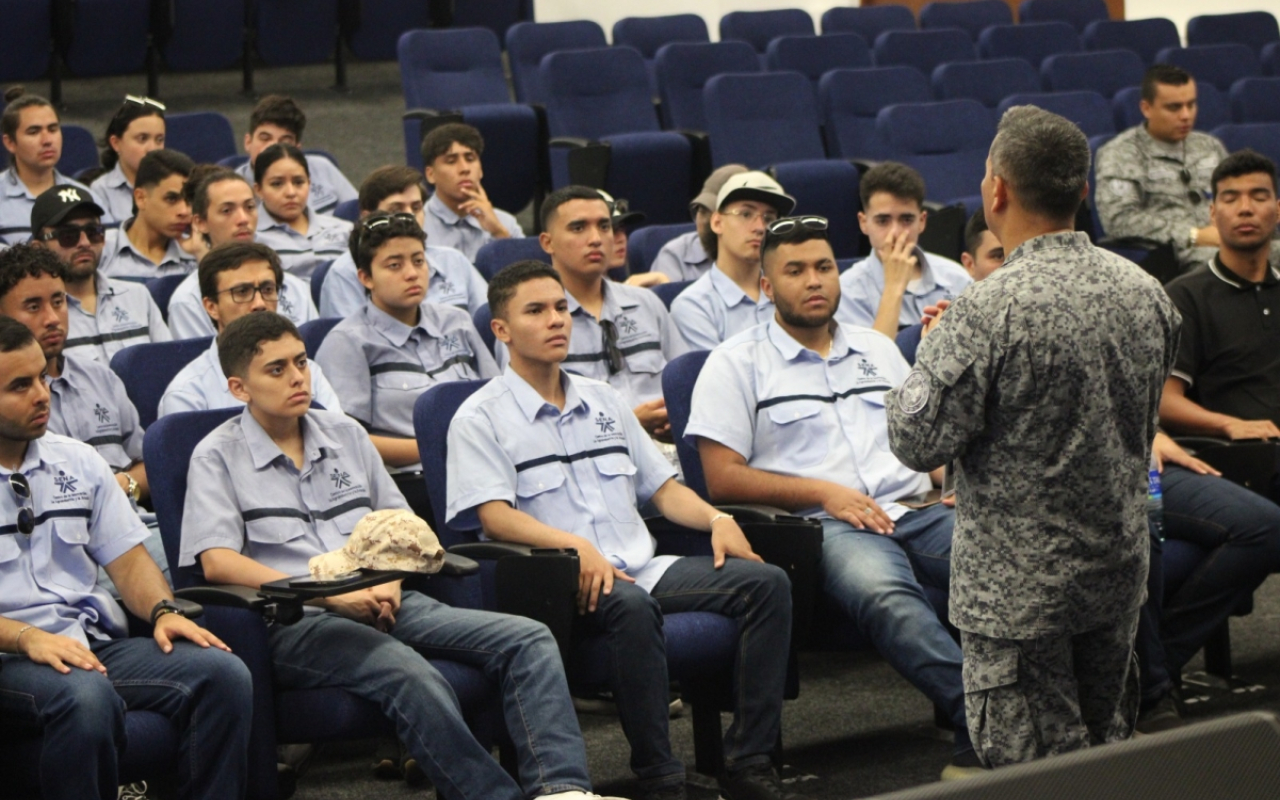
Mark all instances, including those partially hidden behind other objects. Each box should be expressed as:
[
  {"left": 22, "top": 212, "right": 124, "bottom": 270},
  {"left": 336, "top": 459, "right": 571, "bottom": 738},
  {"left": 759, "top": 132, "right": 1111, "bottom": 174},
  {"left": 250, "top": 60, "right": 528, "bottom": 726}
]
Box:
[
  {"left": 1208, "top": 254, "right": 1280, "bottom": 289},
  {"left": 240, "top": 407, "right": 342, "bottom": 471},
  {"left": 500, "top": 367, "right": 587, "bottom": 423},
  {"left": 102, "top": 163, "right": 130, "bottom": 190},
  {"left": 566, "top": 279, "right": 638, "bottom": 318},
  {"left": 1005, "top": 231, "right": 1092, "bottom": 265},
  {"left": 365, "top": 301, "right": 441, "bottom": 347},
  {"left": 1139, "top": 125, "right": 1186, "bottom": 160},
  {"left": 258, "top": 206, "right": 314, "bottom": 233},
  {"left": 10, "top": 435, "right": 67, "bottom": 475},
  {"left": 765, "top": 317, "right": 853, "bottom": 362},
  {"left": 427, "top": 193, "right": 465, "bottom": 227},
  {"left": 708, "top": 265, "right": 759, "bottom": 306},
  {"left": 116, "top": 221, "right": 189, "bottom": 266},
  {"left": 48, "top": 354, "right": 83, "bottom": 390}
]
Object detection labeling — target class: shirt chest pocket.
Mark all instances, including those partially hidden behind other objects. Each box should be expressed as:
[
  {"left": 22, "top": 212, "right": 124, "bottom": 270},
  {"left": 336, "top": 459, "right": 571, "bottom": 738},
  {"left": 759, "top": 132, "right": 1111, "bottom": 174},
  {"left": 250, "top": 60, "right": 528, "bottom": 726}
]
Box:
[
  {"left": 515, "top": 464, "right": 567, "bottom": 520},
  {"left": 374, "top": 369, "right": 433, "bottom": 395},
  {"left": 43, "top": 518, "right": 97, "bottom": 592},
  {"left": 624, "top": 347, "right": 665, "bottom": 375},
  {"left": 765, "top": 401, "right": 829, "bottom": 468},
  {"left": 244, "top": 515, "right": 311, "bottom": 561},
  {"left": 592, "top": 453, "right": 641, "bottom": 523}
]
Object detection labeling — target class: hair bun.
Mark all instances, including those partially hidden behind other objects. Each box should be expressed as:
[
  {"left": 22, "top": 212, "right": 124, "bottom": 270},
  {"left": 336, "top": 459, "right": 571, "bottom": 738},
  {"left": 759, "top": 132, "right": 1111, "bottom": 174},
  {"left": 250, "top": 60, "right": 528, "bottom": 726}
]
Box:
[{"left": 3, "top": 86, "right": 26, "bottom": 104}]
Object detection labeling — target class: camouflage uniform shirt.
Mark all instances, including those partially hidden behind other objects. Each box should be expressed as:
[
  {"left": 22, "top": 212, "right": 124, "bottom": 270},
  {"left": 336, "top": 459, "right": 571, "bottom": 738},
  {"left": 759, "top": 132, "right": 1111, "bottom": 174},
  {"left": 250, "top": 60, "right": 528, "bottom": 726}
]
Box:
[
  {"left": 1094, "top": 126, "right": 1227, "bottom": 267},
  {"left": 885, "top": 231, "right": 1181, "bottom": 639}
]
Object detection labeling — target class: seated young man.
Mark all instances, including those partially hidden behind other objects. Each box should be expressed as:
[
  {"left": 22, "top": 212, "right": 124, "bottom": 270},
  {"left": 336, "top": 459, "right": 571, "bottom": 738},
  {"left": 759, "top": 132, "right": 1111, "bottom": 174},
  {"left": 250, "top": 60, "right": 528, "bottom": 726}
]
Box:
[
  {"left": 686, "top": 218, "right": 978, "bottom": 778},
  {"left": 835, "top": 163, "right": 971, "bottom": 338},
  {"left": 319, "top": 165, "right": 488, "bottom": 319},
  {"left": 0, "top": 314, "right": 251, "bottom": 799},
  {"left": 447, "top": 261, "right": 794, "bottom": 800},
  {"left": 30, "top": 185, "right": 171, "bottom": 363},
  {"left": 235, "top": 95, "right": 357, "bottom": 216},
  {"left": 157, "top": 243, "right": 341, "bottom": 418},
  {"left": 179, "top": 311, "right": 614, "bottom": 800},
  {"left": 98, "top": 150, "right": 197, "bottom": 280},
  {"left": 421, "top": 123, "right": 524, "bottom": 262},
  {"left": 651, "top": 165, "right": 747, "bottom": 282},
  {"left": 671, "top": 172, "right": 793, "bottom": 349},
  {"left": 0, "top": 90, "right": 93, "bottom": 244}
]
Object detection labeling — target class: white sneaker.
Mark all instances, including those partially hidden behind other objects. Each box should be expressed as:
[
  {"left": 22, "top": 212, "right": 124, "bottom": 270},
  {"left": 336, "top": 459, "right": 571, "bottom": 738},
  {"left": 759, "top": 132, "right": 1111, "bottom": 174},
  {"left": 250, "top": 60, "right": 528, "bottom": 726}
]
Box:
[{"left": 541, "top": 791, "right": 630, "bottom": 800}]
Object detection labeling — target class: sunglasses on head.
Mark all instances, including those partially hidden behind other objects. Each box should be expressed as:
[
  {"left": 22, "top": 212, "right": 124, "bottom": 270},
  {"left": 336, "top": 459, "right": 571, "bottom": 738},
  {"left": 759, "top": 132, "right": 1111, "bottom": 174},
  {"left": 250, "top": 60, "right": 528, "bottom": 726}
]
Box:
[
  {"left": 123, "top": 95, "right": 166, "bottom": 112},
  {"left": 9, "top": 473, "right": 33, "bottom": 536},
  {"left": 40, "top": 222, "right": 106, "bottom": 248},
  {"left": 762, "top": 215, "right": 830, "bottom": 250}
]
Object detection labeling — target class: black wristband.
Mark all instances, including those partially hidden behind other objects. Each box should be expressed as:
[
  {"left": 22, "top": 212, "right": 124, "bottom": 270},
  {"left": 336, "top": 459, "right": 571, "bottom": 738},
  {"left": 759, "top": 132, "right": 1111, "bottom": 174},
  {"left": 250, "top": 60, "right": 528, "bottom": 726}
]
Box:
[{"left": 150, "top": 599, "right": 185, "bottom": 625}]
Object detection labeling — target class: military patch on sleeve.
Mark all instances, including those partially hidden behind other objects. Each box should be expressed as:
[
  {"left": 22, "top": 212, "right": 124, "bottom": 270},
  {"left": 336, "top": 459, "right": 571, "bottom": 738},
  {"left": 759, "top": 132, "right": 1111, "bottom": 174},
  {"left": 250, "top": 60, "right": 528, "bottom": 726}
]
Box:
[{"left": 898, "top": 370, "right": 931, "bottom": 416}]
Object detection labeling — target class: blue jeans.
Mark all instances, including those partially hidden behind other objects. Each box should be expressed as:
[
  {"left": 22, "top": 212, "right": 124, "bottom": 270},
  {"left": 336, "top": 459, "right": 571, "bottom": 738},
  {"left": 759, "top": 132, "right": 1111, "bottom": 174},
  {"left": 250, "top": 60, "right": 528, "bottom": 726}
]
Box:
[
  {"left": 0, "top": 637, "right": 252, "bottom": 800},
  {"left": 1135, "top": 520, "right": 1171, "bottom": 705},
  {"left": 268, "top": 590, "right": 591, "bottom": 800},
  {"left": 574, "top": 556, "right": 792, "bottom": 788},
  {"left": 821, "top": 504, "right": 966, "bottom": 733}
]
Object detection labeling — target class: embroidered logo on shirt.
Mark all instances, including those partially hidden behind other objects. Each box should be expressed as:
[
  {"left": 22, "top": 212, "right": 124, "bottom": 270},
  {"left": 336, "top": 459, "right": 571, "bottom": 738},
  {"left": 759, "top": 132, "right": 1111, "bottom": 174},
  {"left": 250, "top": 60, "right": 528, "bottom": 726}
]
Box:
[
  {"left": 617, "top": 315, "right": 639, "bottom": 336},
  {"left": 330, "top": 468, "right": 352, "bottom": 489},
  {"left": 112, "top": 307, "right": 130, "bottom": 323},
  {"left": 858, "top": 358, "right": 879, "bottom": 377},
  {"left": 55, "top": 470, "right": 79, "bottom": 494},
  {"left": 595, "top": 412, "right": 617, "bottom": 434},
  {"left": 58, "top": 188, "right": 82, "bottom": 204},
  {"left": 438, "top": 279, "right": 456, "bottom": 296},
  {"left": 279, "top": 295, "right": 295, "bottom": 316},
  {"left": 93, "top": 403, "right": 111, "bottom": 424},
  {"left": 441, "top": 334, "right": 461, "bottom": 352}
]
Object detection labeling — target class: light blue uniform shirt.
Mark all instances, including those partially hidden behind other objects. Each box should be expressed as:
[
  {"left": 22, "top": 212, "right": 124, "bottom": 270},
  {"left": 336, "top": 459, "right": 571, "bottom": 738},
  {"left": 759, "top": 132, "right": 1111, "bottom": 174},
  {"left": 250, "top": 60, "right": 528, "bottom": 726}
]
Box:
[
  {"left": 685, "top": 319, "right": 931, "bottom": 520},
  {"left": 98, "top": 224, "right": 196, "bottom": 280},
  {"left": 0, "top": 169, "right": 92, "bottom": 245},
  {"left": 65, "top": 272, "right": 172, "bottom": 363},
  {"left": 670, "top": 265, "right": 774, "bottom": 350},
  {"left": 651, "top": 230, "right": 711, "bottom": 282},
  {"left": 48, "top": 356, "right": 145, "bottom": 472},
  {"left": 423, "top": 192, "right": 524, "bottom": 263},
  {"left": 253, "top": 208, "right": 351, "bottom": 280},
  {"left": 235, "top": 155, "right": 358, "bottom": 216},
  {"left": 495, "top": 280, "right": 689, "bottom": 407},
  {"left": 317, "top": 301, "right": 499, "bottom": 441},
  {"left": 447, "top": 369, "right": 679, "bottom": 592},
  {"left": 0, "top": 433, "right": 150, "bottom": 647},
  {"left": 88, "top": 163, "right": 133, "bottom": 224},
  {"left": 166, "top": 271, "right": 318, "bottom": 339},
  {"left": 156, "top": 337, "right": 343, "bottom": 419},
  {"left": 318, "top": 246, "right": 488, "bottom": 320},
  {"left": 179, "top": 409, "right": 407, "bottom": 576},
  {"left": 835, "top": 248, "right": 972, "bottom": 331}
]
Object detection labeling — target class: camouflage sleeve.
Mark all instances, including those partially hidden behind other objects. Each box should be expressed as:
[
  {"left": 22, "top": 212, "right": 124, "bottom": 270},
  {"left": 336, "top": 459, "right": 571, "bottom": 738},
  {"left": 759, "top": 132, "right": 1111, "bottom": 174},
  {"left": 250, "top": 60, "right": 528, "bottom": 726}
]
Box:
[{"left": 1095, "top": 139, "right": 1190, "bottom": 245}]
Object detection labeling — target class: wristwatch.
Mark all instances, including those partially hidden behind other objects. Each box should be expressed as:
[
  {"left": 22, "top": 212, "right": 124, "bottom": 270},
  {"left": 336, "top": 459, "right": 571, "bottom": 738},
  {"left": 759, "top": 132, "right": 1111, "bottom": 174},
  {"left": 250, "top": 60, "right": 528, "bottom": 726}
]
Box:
[
  {"left": 1189, "top": 226, "right": 1200, "bottom": 249},
  {"left": 124, "top": 473, "right": 141, "bottom": 504},
  {"left": 150, "top": 598, "right": 186, "bottom": 625}
]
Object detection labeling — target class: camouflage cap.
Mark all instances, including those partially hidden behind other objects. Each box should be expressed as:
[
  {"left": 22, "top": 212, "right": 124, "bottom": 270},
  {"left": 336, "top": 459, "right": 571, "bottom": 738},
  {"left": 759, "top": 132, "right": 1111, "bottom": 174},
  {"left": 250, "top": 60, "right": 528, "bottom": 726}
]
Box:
[{"left": 308, "top": 509, "right": 445, "bottom": 579}]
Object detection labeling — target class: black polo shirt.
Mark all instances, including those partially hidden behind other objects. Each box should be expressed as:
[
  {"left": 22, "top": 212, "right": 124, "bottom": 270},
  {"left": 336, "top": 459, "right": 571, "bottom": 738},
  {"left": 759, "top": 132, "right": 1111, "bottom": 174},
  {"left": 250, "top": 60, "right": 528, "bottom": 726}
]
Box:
[{"left": 1165, "top": 256, "right": 1280, "bottom": 424}]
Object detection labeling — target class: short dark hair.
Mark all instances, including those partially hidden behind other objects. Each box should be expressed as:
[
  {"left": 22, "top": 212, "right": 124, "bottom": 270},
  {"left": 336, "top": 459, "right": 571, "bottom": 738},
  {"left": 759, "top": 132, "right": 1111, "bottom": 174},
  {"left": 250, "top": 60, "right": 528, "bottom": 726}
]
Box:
[
  {"left": 488, "top": 260, "right": 564, "bottom": 319},
  {"left": 0, "top": 243, "right": 66, "bottom": 302},
  {"left": 0, "top": 315, "right": 37, "bottom": 354},
  {"left": 358, "top": 165, "right": 428, "bottom": 213},
  {"left": 248, "top": 95, "right": 306, "bottom": 140},
  {"left": 135, "top": 149, "right": 194, "bottom": 191},
  {"left": 990, "top": 105, "right": 1090, "bottom": 222},
  {"left": 760, "top": 219, "right": 832, "bottom": 272},
  {"left": 100, "top": 98, "right": 164, "bottom": 171},
  {"left": 350, "top": 212, "right": 426, "bottom": 275},
  {"left": 540, "top": 185, "right": 606, "bottom": 231},
  {"left": 1211, "top": 149, "right": 1277, "bottom": 198},
  {"left": 186, "top": 166, "right": 250, "bottom": 219},
  {"left": 217, "top": 312, "right": 301, "bottom": 380},
  {"left": 859, "top": 162, "right": 926, "bottom": 209},
  {"left": 253, "top": 142, "right": 309, "bottom": 186},
  {"left": 963, "top": 209, "right": 990, "bottom": 258},
  {"left": 1142, "top": 64, "right": 1193, "bottom": 104},
  {"left": 198, "top": 242, "right": 284, "bottom": 302},
  {"left": 420, "top": 122, "right": 485, "bottom": 167},
  {"left": 1, "top": 88, "right": 55, "bottom": 167}
]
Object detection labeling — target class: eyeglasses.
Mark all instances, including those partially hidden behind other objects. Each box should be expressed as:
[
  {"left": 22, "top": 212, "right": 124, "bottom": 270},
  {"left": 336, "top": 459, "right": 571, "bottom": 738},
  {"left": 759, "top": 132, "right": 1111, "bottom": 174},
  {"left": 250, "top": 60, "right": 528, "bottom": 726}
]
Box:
[
  {"left": 9, "top": 473, "right": 34, "bottom": 535},
  {"left": 600, "top": 320, "right": 625, "bottom": 375},
  {"left": 1179, "top": 167, "right": 1204, "bottom": 205},
  {"left": 41, "top": 222, "right": 106, "bottom": 248},
  {"left": 216, "top": 281, "right": 279, "bottom": 304},
  {"left": 721, "top": 208, "right": 780, "bottom": 226},
  {"left": 762, "top": 215, "right": 830, "bottom": 250},
  {"left": 124, "top": 95, "right": 166, "bottom": 111}
]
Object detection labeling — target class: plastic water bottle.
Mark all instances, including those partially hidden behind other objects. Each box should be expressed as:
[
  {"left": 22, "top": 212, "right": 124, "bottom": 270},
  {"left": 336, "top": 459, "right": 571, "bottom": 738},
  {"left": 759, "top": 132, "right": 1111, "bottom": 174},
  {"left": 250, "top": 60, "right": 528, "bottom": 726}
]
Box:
[{"left": 1147, "top": 454, "right": 1164, "bottom": 541}]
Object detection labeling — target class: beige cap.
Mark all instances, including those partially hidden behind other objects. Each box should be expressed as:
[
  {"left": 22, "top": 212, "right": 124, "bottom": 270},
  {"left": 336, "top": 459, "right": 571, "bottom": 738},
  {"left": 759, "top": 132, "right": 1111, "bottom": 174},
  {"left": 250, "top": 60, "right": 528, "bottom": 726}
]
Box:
[
  {"left": 308, "top": 509, "right": 445, "bottom": 579},
  {"left": 690, "top": 164, "right": 750, "bottom": 216},
  {"left": 714, "top": 171, "right": 796, "bottom": 216}
]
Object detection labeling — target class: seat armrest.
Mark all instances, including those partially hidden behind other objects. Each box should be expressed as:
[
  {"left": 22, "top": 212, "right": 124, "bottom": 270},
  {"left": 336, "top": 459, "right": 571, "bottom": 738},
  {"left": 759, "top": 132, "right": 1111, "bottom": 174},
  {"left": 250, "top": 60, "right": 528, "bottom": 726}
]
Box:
[
  {"left": 440, "top": 552, "right": 479, "bottom": 576},
  {"left": 548, "top": 136, "right": 595, "bottom": 149},
  {"left": 717, "top": 504, "right": 807, "bottom": 524},
  {"left": 1173, "top": 436, "right": 1231, "bottom": 456},
  {"left": 449, "top": 541, "right": 537, "bottom": 560},
  {"left": 176, "top": 584, "right": 267, "bottom": 611}
]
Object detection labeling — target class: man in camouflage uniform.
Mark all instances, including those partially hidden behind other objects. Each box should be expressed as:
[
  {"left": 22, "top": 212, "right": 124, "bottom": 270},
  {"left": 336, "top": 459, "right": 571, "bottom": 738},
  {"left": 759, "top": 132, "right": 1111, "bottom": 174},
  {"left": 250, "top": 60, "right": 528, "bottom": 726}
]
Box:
[
  {"left": 1095, "top": 64, "right": 1228, "bottom": 272},
  {"left": 886, "top": 106, "right": 1181, "bottom": 767}
]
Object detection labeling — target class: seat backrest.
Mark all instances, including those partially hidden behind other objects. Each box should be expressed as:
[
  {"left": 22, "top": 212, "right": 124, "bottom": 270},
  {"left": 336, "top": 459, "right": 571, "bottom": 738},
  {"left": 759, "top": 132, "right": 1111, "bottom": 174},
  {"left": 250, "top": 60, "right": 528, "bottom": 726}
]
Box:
[
  {"left": 765, "top": 33, "right": 871, "bottom": 88},
  {"left": 540, "top": 46, "right": 661, "bottom": 139},
  {"left": 1187, "top": 12, "right": 1280, "bottom": 55},
  {"left": 1265, "top": 42, "right": 1280, "bottom": 77},
  {"left": 998, "top": 91, "right": 1115, "bottom": 138},
  {"left": 474, "top": 237, "right": 550, "bottom": 281},
  {"left": 342, "top": 0, "right": 434, "bottom": 62},
  {"left": 57, "top": 124, "right": 99, "bottom": 177},
  {"left": 298, "top": 317, "right": 341, "bottom": 358},
  {"left": 1155, "top": 44, "right": 1261, "bottom": 92},
  {"left": 821, "top": 5, "right": 915, "bottom": 41},
  {"left": 145, "top": 274, "right": 188, "bottom": 322},
  {"left": 506, "top": 20, "right": 608, "bottom": 103},
  {"left": 414, "top": 379, "right": 493, "bottom": 538},
  {"left": 719, "top": 8, "right": 814, "bottom": 54},
  {"left": 310, "top": 259, "right": 334, "bottom": 307},
  {"left": 0, "top": 0, "right": 53, "bottom": 81},
  {"left": 1042, "top": 49, "right": 1145, "bottom": 98},
  {"left": 932, "top": 58, "right": 1040, "bottom": 109},
  {"left": 1017, "top": 0, "right": 1109, "bottom": 34},
  {"left": 110, "top": 337, "right": 214, "bottom": 429},
  {"left": 1082, "top": 18, "right": 1179, "bottom": 66},
  {"left": 255, "top": 0, "right": 339, "bottom": 66},
  {"left": 919, "top": 0, "right": 1012, "bottom": 41},
  {"left": 397, "top": 27, "right": 511, "bottom": 109},
  {"left": 876, "top": 99, "right": 995, "bottom": 205},
  {"left": 977, "top": 21, "right": 1081, "bottom": 69},
  {"left": 1212, "top": 123, "right": 1280, "bottom": 169},
  {"left": 768, "top": 159, "right": 862, "bottom": 260},
  {"left": 59, "top": 0, "right": 150, "bottom": 76},
  {"left": 819, "top": 66, "right": 932, "bottom": 159},
  {"left": 612, "top": 14, "right": 709, "bottom": 59},
  {"left": 472, "top": 303, "right": 495, "bottom": 356},
  {"left": 1231, "top": 77, "right": 1280, "bottom": 123},
  {"left": 651, "top": 279, "right": 693, "bottom": 309},
  {"left": 703, "top": 71, "right": 825, "bottom": 167},
  {"left": 655, "top": 40, "right": 761, "bottom": 130},
  {"left": 332, "top": 199, "right": 360, "bottom": 223},
  {"left": 145, "top": 407, "right": 242, "bottom": 587},
  {"left": 874, "top": 28, "right": 978, "bottom": 76},
  {"left": 452, "top": 0, "right": 532, "bottom": 41},
  {"left": 627, "top": 222, "right": 697, "bottom": 275},
  {"left": 1111, "top": 83, "right": 1230, "bottom": 132},
  {"left": 160, "top": 0, "right": 245, "bottom": 71},
  {"left": 662, "top": 350, "right": 713, "bottom": 500},
  {"left": 165, "top": 112, "right": 239, "bottom": 164}
]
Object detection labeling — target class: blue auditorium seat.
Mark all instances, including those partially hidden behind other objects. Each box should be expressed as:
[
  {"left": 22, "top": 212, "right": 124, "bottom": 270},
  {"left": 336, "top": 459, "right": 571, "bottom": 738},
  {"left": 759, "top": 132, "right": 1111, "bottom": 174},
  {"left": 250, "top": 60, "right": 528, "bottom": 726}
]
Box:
[
  {"left": 932, "top": 59, "right": 1040, "bottom": 116},
  {"left": 703, "top": 71, "right": 825, "bottom": 168},
  {"left": 874, "top": 28, "right": 978, "bottom": 77},
  {"left": 157, "top": 1, "right": 245, "bottom": 72},
  {"left": 146, "top": 274, "right": 188, "bottom": 323},
  {"left": 55, "top": 0, "right": 150, "bottom": 79},
  {"left": 57, "top": 124, "right": 99, "bottom": 178},
  {"left": 165, "top": 112, "right": 239, "bottom": 164},
  {"left": 1042, "top": 49, "right": 1146, "bottom": 99},
  {"left": 627, "top": 222, "right": 696, "bottom": 276},
  {"left": 654, "top": 40, "right": 761, "bottom": 131},
  {"left": 769, "top": 159, "right": 862, "bottom": 260},
  {"left": 1018, "top": 0, "right": 1109, "bottom": 34},
  {"left": 109, "top": 337, "right": 212, "bottom": 429},
  {"left": 298, "top": 317, "right": 341, "bottom": 358},
  {"left": 720, "top": 8, "right": 814, "bottom": 58},
  {"left": 452, "top": 0, "right": 532, "bottom": 41},
  {"left": 1187, "top": 12, "right": 1279, "bottom": 56},
  {"left": 998, "top": 91, "right": 1116, "bottom": 139},
  {"left": 474, "top": 238, "right": 549, "bottom": 281},
  {"left": 1082, "top": 18, "right": 1179, "bottom": 66},
  {"left": 1155, "top": 44, "right": 1261, "bottom": 93},
  {"left": 821, "top": 5, "right": 915, "bottom": 41},
  {"left": 612, "top": 13, "right": 709, "bottom": 94},
  {"left": 255, "top": 0, "right": 339, "bottom": 66},
  {"left": 652, "top": 280, "right": 693, "bottom": 309},
  {"left": 1265, "top": 42, "right": 1280, "bottom": 76},
  {"left": 919, "top": 0, "right": 1012, "bottom": 41},
  {"left": 0, "top": 0, "right": 53, "bottom": 83},
  {"left": 819, "top": 66, "right": 932, "bottom": 160},
  {"left": 1213, "top": 123, "right": 1280, "bottom": 170},
  {"left": 765, "top": 33, "right": 872, "bottom": 92},
  {"left": 471, "top": 303, "right": 495, "bottom": 356},
  {"left": 977, "top": 21, "right": 1081, "bottom": 71},
  {"left": 341, "top": 0, "right": 434, "bottom": 61},
  {"left": 876, "top": 99, "right": 995, "bottom": 213},
  {"left": 506, "top": 20, "right": 607, "bottom": 103},
  {"left": 1230, "top": 77, "right": 1280, "bottom": 123}
]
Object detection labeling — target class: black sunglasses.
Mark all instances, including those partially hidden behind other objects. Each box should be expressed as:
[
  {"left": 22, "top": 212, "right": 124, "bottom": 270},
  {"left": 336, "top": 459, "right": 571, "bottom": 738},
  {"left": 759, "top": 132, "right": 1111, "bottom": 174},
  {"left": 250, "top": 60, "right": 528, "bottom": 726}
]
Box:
[
  {"left": 1179, "top": 167, "right": 1204, "bottom": 205},
  {"left": 41, "top": 222, "right": 106, "bottom": 248},
  {"left": 600, "top": 319, "right": 625, "bottom": 375},
  {"left": 9, "top": 473, "right": 33, "bottom": 535},
  {"left": 762, "top": 215, "right": 830, "bottom": 250}
]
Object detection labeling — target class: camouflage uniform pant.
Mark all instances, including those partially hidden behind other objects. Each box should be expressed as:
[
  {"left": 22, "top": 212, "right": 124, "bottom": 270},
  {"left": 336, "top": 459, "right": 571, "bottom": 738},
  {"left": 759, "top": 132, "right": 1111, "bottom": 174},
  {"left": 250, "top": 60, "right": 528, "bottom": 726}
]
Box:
[{"left": 961, "top": 611, "right": 1141, "bottom": 768}]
